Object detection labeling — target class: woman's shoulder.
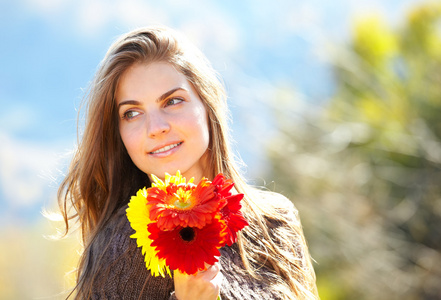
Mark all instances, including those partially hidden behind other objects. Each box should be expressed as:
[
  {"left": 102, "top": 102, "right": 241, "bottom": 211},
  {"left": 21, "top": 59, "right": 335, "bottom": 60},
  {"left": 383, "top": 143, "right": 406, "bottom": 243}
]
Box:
[
  {"left": 254, "top": 189, "right": 294, "bottom": 207},
  {"left": 251, "top": 188, "right": 300, "bottom": 225}
]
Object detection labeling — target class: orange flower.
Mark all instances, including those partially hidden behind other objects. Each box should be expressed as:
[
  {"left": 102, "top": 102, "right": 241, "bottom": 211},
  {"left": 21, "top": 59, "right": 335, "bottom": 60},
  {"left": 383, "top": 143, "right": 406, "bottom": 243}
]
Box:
[{"left": 147, "top": 172, "right": 222, "bottom": 230}]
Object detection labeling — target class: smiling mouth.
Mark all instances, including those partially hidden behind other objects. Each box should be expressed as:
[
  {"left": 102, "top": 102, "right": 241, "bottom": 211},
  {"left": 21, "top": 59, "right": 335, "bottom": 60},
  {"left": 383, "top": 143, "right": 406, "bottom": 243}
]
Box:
[{"left": 149, "top": 142, "right": 182, "bottom": 154}]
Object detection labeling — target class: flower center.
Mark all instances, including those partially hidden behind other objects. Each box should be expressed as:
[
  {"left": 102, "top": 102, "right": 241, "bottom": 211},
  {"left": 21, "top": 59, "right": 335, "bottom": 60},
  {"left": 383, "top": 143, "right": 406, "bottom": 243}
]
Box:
[
  {"left": 179, "top": 227, "right": 196, "bottom": 242},
  {"left": 173, "top": 199, "right": 192, "bottom": 209},
  {"left": 172, "top": 189, "right": 193, "bottom": 209}
]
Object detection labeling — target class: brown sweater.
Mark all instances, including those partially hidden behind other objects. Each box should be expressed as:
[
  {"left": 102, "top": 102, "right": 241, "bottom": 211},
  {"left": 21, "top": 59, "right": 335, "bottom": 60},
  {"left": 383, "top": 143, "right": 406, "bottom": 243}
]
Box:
[{"left": 89, "top": 193, "right": 304, "bottom": 299}]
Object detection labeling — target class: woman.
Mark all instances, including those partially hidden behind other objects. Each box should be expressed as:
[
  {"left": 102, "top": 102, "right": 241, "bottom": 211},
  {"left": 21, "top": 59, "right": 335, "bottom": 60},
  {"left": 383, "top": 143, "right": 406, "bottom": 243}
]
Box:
[{"left": 58, "top": 26, "right": 319, "bottom": 300}]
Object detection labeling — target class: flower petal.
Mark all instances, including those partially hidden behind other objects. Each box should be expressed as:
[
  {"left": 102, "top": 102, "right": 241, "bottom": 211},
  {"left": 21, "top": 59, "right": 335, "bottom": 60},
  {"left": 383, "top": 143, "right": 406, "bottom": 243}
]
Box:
[
  {"left": 126, "top": 188, "right": 171, "bottom": 277},
  {"left": 148, "top": 219, "right": 227, "bottom": 275}
]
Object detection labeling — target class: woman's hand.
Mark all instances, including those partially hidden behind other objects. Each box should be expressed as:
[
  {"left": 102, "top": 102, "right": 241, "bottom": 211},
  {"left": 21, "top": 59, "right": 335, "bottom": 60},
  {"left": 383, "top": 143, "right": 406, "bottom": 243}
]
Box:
[{"left": 174, "top": 262, "right": 223, "bottom": 300}]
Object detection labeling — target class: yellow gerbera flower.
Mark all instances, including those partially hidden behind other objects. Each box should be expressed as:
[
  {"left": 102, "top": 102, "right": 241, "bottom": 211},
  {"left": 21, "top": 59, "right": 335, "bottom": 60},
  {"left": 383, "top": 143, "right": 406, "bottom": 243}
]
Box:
[
  {"left": 151, "top": 170, "right": 194, "bottom": 190},
  {"left": 126, "top": 188, "right": 171, "bottom": 277}
]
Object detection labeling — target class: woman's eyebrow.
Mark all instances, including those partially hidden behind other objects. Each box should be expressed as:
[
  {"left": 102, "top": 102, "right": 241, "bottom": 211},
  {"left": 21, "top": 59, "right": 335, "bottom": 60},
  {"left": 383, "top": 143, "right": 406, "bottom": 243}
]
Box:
[
  {"left": 117, "top": 100, "right": 141, "bottom": 110},
  {"left": 117, "top": 87, "right": 189, "bottom": 110},
  {"left": 156, "top": 87, "right": 188, "bottom": 103}
]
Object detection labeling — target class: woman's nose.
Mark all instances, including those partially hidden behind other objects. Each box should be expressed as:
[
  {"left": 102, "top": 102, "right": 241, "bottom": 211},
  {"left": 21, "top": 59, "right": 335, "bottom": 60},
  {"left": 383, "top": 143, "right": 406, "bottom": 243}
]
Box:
[{"left": 146, "top": 112, "right": 171, "bottom": 138}]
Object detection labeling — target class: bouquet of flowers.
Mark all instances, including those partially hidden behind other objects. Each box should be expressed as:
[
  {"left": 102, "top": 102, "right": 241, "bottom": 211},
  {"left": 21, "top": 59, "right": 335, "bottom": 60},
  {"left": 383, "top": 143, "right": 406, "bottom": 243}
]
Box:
[{"left": 126, "top": 171, "right": 249, "bottom": 277}]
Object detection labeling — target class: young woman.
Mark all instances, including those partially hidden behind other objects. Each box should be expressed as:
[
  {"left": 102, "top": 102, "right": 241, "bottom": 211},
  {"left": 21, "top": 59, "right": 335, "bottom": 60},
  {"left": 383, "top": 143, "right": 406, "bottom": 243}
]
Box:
[{"left": 58, "top": 26, "right": 319, "bottom": 300}]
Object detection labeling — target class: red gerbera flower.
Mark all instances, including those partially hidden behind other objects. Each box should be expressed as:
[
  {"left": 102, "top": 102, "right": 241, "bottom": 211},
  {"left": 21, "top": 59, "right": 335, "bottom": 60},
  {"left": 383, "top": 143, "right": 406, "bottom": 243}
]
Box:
[
  {"left": 212, "top": 173, "right": 235, "bottom": 198},
  {"left": 148, "top": 218, "right": 227, "bottom": 275},
  {"left": 211, "top": 173, "right": 249, "bottom": 246},
  {"left": 220, "top": 194, "right": 249, "bottom": 246},
  {"left": 147, "top": 176, "right": 221, "bottom": 230}
]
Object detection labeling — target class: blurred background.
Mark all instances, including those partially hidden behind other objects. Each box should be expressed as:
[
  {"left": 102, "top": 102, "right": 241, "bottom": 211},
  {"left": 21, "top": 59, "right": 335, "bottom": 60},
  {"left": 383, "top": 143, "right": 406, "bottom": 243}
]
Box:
[{"left": 1, "top": 0, "right": 440, "bottom": 299}]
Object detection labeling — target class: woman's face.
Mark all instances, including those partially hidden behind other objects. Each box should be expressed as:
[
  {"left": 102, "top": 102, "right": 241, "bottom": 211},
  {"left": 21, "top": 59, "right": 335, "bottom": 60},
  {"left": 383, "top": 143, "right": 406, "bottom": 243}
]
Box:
[{"left": 116, "top": 62, "right": 211, "bottom": 182}]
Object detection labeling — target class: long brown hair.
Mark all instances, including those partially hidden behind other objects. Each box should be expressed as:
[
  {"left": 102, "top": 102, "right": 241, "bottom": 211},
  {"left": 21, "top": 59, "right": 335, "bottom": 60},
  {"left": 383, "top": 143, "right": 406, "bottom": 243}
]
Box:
[{"left": 58, "top": 26, "right": 318, "bottom": 299}]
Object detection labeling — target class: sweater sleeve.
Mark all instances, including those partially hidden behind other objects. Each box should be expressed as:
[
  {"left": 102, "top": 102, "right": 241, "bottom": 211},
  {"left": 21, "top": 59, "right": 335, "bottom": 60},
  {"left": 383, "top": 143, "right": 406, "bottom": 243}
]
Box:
[{"left": 88, "top": 206, "right": 175, "bottom": 300}]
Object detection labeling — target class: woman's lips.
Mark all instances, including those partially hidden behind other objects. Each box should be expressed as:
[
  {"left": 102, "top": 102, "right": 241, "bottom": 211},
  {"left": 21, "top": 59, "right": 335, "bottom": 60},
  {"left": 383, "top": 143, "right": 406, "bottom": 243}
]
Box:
[{"left": 149, "top": 142, "right": 183, "bottom": 156}]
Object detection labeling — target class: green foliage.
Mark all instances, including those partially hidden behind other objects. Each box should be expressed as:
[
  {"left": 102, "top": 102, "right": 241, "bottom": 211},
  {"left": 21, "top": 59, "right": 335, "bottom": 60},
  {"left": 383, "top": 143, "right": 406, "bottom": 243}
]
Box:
[{"left": 266, "top": 2, "right": 441, "bottom": 299}]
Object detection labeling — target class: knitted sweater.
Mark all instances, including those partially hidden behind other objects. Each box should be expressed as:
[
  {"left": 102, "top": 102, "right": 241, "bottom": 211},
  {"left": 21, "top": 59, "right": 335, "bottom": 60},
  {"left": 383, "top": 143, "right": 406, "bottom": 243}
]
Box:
[{"left": 89, "top": 192, "right": 306, "bottom": 299}]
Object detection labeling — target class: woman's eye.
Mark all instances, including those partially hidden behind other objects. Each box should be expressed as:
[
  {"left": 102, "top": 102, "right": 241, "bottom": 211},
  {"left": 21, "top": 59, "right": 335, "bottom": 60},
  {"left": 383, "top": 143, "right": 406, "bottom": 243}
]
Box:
[
  {"left": 165, "top": 98, "right": 183, "bottom": 107},
  {"left": 122, "top": 110, "right": 140, "bottom": 120}
]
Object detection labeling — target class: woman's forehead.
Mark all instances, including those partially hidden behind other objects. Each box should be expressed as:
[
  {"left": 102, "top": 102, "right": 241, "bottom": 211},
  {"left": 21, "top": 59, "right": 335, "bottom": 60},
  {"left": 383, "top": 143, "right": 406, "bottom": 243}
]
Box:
[{"left": 116, "top": 62, "right": 193, "bottom": 103}]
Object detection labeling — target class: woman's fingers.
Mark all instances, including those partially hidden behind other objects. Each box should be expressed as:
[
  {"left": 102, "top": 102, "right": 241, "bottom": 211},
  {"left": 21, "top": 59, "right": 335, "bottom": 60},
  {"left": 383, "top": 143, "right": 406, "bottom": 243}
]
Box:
[
  {"left": 210, "top": 263, "right": 223, "bottom": 290},
  {"left": 198, "top": 262, "right": 221, "bottom": 279},
  {"left": 174, "top": 262, "right": 222, "bottom": 300}
]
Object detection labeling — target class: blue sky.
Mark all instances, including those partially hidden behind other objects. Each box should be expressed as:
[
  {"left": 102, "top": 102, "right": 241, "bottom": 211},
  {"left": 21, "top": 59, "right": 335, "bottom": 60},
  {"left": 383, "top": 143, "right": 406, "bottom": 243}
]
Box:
[{"left": 0, "top": 0, "right": 426, "bottom": 224}]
